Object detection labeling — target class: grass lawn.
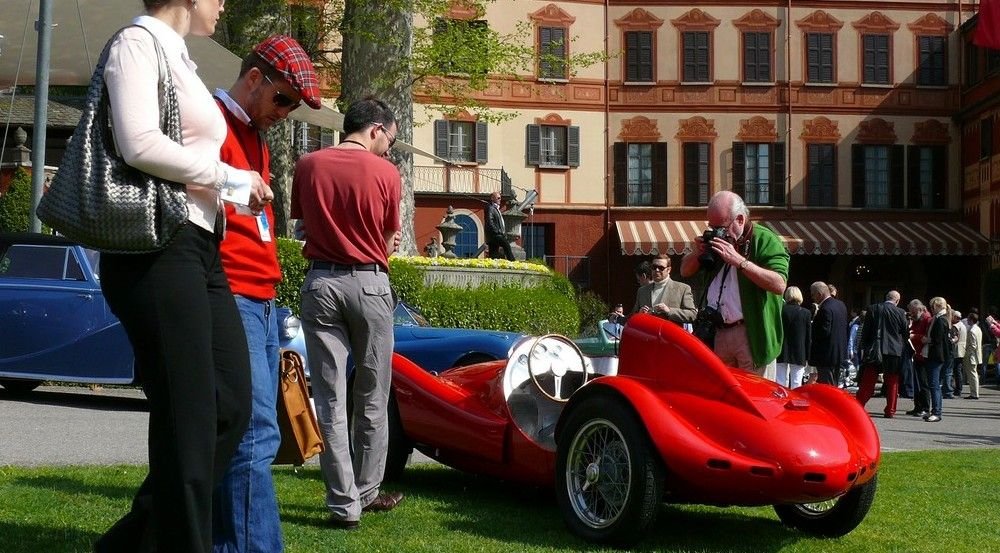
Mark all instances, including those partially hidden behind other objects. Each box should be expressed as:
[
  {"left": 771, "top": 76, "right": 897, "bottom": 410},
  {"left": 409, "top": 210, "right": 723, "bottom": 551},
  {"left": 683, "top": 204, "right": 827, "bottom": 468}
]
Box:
[{"left": 1, "top": 449, "right": 998, "bottom": 552}]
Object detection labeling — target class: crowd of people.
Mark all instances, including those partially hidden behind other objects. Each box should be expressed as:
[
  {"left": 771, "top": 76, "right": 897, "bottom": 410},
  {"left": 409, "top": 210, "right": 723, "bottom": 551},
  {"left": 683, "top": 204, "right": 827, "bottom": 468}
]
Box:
[{"left": 625, "top": 191, "right": 998, "bottom": 425}]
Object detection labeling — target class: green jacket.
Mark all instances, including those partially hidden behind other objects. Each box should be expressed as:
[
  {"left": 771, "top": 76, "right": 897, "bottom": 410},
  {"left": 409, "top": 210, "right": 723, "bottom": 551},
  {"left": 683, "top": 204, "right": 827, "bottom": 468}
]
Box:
[{"left": 708, "top": 223, "right": 789, "bottom": 367}]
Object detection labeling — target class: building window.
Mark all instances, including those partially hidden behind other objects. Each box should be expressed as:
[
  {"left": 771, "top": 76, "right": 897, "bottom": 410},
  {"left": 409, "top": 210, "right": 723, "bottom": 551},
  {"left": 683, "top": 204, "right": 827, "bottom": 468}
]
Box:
[
  {"left": 862, "top": 33, "right": 890, "bottom": 84},
  {"left": 733, "top": 142, "right": 785, "bottom": 206},
  {"left": 967, "top": 43, "right": 980, "bottom": 86},
  {"left": 522, "top": 223, "right": 550, "bottom": 260},
  {"left": 539, "top": 26, "right": 568, "bottom": 80},
  {"left": 453, "top": 214, "right": 480, "bottom": 258},
  {"left": 851, "top": 144, "right": 904, "bottom": 208},
  {"left": 743, "top": 31, "right": 771, "bottom": 82},
  {"left": 807, "top": 144, "right": 836, "bottom": 207},
  {"left": 434, "top": 120, "right": 488, "bottom": 163},
  {"left": 988, "top": 49, "right": 1000, "bottom": 74},
  {"left": 526, "top": 124, "right": 580, "bottom": 167},
  {"left": 907, "top": 145, "right": 946, "bottom": 210},
  {"left": 981, "top": 118, "right": 993, "bottom": 160},
  {"left": 682, "top": 31, "right": 710, "bottom": 82},
  {"left": 916, "top": 36, "right": 946, "bottom": 86},
  {"left": 625, "top": 31, "right": 654, "bottom": 82},
  {"left": 628, "top": 144, "right": 653, "bottom": 205},
  {"left": 682, "top": 142, "right": 710, "bottom": 207},
  {"left": 613, "top": 142, "right": 667, "bottom": 206},
  {"left": 806, "top": 33, "right": 835, "bottom": 83}
]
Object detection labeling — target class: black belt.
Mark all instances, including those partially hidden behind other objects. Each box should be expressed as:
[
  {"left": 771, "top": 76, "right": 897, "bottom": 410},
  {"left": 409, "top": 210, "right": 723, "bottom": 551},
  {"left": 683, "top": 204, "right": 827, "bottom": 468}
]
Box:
[
  {"left": 308, "top": 261, "right": 382, "bottom": 273},
  {"left": 719, "top": 319, "right": 745, "bottom": 329}
]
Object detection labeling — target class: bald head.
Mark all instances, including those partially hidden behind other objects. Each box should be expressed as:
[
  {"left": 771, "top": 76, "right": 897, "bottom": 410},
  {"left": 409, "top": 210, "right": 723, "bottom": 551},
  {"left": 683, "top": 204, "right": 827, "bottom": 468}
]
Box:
[{"left": 885, "top": 290, "right": 901, "bottom": 304}]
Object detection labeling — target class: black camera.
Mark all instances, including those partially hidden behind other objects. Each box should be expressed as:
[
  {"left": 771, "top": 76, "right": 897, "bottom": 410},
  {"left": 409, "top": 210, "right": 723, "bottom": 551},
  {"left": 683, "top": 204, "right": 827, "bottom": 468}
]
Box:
[
  {"left": 698, "top": 226, "right": 728, "bottom": 270},
  {"left": 695, "top": 305, "right": 725, "bottom": 328}
]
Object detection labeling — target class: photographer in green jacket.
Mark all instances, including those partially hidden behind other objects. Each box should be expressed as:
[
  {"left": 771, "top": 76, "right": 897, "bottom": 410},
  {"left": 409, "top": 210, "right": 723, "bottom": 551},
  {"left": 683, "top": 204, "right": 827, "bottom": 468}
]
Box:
[{"left": 680, "top": 191, "right": 789, "bottom": 379}]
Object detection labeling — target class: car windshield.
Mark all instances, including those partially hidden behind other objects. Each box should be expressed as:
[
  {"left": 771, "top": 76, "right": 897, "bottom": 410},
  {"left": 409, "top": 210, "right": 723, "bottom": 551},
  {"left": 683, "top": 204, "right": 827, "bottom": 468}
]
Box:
[{"left": 394, "top": 302, "right": 430, "bottom": 327}]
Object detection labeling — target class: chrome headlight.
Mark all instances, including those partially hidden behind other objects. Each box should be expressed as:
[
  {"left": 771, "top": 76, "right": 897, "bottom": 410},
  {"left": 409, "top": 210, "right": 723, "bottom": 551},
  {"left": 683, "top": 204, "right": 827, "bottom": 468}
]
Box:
[{"left": 280, "top": 313, "right": 301, "bottom": 340}]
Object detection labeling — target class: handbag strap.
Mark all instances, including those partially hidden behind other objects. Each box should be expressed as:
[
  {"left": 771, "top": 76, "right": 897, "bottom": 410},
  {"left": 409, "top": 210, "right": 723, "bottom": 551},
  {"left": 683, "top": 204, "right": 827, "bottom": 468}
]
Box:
[{"left": 101, "top": 25, "right": 182, "bottom": 154}]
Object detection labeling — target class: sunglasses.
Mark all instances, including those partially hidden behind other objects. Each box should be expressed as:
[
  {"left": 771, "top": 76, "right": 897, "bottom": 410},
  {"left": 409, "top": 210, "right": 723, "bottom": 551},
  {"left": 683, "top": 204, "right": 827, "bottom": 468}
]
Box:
[
  {"left": 377, "top": 124, "right": 397, "bottom": 149},
  {"left": 652, "top": 265, "right": 669, "bottom": 271},
  {"left": 263, "top": 74, "right": 301, "bottom": 111}
]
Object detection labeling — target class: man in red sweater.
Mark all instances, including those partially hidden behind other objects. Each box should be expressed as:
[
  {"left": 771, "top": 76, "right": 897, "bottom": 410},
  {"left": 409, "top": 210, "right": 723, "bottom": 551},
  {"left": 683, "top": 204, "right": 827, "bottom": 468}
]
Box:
[{"left": 212, "top": 35, "right": 321, "bottom": 553}]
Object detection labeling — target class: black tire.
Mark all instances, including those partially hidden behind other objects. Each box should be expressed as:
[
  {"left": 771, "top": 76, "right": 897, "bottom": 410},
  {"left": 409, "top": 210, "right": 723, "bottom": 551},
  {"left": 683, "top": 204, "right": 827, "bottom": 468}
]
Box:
[
  {"left": 382, "top": 393, "right": 412, "bottom": 482},
  {"left": 555, "top": 397, "right": 664, "bottom": 546},
  {"left": 774, "top": 474, "right": 878, "bottom": 537},
  {"left": 0, "top": 379, "right": 41, "bottom": 395}
]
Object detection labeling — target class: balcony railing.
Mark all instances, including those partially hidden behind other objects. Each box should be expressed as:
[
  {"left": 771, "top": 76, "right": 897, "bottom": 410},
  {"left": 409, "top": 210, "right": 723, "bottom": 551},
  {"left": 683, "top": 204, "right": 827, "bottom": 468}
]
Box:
[{"left": 414, "top": 165, "right": 509, "bottom": 195}]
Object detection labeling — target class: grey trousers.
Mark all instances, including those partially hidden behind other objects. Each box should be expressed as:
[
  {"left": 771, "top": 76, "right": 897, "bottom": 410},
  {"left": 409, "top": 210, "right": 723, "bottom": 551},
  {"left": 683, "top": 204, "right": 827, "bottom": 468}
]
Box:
[{"left": 300, "top": 267, "right": 394, "bottom": 522}]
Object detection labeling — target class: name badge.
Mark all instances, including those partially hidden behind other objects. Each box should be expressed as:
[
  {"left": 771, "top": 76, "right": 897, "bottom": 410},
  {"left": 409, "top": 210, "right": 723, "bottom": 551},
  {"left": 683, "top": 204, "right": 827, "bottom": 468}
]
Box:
[{"left": 257, "top": 212, "right": 272, "bottom": 242}]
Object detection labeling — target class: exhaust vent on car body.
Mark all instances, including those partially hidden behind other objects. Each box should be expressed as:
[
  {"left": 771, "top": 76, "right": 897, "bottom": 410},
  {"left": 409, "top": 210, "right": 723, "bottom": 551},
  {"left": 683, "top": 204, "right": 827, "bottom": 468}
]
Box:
[
  {"left": 803, "top": 472, "right": 826, "bottom": 483},
  {"left": 706, "top": 459, "right": 732, "bottom": 470},
  {"left": 749, "top": 466, "right": 774, "bottom": 477}
]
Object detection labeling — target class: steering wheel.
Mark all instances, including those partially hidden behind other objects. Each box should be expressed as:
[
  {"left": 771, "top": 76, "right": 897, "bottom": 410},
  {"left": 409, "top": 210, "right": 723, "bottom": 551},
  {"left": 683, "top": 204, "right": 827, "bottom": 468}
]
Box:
[{"left": 528, "top": 335, "right": 589, "bottom": 402}]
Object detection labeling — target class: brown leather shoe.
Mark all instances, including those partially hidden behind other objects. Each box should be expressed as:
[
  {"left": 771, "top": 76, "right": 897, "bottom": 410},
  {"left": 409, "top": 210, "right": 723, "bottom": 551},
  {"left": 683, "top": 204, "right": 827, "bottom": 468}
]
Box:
[
  {"left": 362, "top": 491, "right": 404, "bottom": 512},
  {"left": 328, "top": 517, "right": 360, "bottom": 530}
]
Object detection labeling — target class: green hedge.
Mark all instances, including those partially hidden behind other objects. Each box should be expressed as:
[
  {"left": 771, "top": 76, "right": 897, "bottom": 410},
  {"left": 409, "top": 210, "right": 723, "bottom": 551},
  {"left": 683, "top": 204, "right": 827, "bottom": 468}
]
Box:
[
  {"left": 275, "top": 237, "right": 580, "bottom": 335},
  {"left": 0, "top": 168, "right": 32, "bottom": 232}
]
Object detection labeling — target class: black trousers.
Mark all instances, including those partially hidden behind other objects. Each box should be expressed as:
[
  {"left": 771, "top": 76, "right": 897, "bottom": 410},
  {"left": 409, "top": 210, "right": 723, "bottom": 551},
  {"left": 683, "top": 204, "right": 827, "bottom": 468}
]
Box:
[
  {"left": 817, "top": 365, "right": 839, "bottom": 386},
  {"left": 95, "top": 223, "right": 251, "bottom": 553},
  {"left": 487, "top": 235, "right": 514, "bottom": 261}
]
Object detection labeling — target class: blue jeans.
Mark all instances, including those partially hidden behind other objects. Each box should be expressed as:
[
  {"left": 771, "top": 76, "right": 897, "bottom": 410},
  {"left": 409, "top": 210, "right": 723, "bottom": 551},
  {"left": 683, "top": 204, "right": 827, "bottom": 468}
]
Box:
[
  {"left": 926, "top": 359, "right": 944, "bottom": 417},
  {"left": 213, "top": 296, "right": 282, "bottom": 553}
]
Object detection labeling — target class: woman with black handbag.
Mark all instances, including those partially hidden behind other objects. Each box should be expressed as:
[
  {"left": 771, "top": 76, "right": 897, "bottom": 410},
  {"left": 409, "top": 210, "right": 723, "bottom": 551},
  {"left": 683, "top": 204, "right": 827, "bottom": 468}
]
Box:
[{"left": 88, "top": 1, "right": 273, "bottom": 552}]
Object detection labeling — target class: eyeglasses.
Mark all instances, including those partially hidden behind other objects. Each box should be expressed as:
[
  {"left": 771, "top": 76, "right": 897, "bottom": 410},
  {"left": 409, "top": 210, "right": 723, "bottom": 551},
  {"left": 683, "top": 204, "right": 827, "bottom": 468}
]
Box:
[
  {"left": 377, "top": 124, "right": 397, "bottom": 149},
  {"left": 652, "top": 265, "right": 669, "bottom": 272},
  {"left": 263, "top": 74, "right": 301, "bottom": 111}
]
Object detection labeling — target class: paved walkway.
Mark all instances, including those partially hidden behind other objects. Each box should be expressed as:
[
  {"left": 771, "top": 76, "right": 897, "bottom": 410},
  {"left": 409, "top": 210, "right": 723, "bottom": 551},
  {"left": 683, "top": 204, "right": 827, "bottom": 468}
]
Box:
[
  {"left": 856, "top": 381, "right": 1000, "bottom": 451},
  {"left": 1, "top": 382, "right": 998, "bottom": 466}
]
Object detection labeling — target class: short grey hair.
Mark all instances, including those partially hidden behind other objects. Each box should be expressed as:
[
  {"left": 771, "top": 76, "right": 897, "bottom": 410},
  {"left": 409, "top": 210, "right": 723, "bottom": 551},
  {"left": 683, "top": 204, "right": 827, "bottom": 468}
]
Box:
[{"left": 810, "top": 281, "right": 830, "bottom": 297}]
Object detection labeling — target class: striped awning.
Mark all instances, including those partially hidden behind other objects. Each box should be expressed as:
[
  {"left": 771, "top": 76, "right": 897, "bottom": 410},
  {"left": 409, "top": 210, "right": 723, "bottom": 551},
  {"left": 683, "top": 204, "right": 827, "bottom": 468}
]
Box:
[
  {"left": 616, "top": 219, "right": 990, "bottom": 256},
  {"left": 763, "top": 220, "right": 990, "bottom": 256},
  {"left": 615, "top": 220, "right": 708, "bottom": 256}
]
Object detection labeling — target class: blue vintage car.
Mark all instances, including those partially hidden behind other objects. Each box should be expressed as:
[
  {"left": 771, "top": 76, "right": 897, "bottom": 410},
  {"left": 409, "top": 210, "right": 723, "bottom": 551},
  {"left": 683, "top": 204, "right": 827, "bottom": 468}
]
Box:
[{"left": 0, "top": 233, "right": 523, "bottom": 392}]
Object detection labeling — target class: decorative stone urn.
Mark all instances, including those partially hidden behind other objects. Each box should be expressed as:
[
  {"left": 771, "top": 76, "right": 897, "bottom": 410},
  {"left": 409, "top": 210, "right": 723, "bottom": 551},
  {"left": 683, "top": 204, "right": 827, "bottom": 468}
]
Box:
[
  {"left": 502, "top": 208, "right": 527, "bottom": 261},
  {"left": 436, "top": 206, "right": 463, "bottom": 259}
]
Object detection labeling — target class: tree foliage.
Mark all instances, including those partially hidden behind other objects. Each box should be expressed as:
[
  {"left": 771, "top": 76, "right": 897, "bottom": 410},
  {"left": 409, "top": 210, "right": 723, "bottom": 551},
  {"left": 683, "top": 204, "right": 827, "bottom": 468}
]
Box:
[{"left": 0, "top": 168, "right": 32, "bottom": 232}]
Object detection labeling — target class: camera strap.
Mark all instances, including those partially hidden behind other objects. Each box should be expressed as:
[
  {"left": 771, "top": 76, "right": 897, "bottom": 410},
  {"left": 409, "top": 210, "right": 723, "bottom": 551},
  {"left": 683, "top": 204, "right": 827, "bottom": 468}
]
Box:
[{"left": 699, "top": 263, "right": 731, "bottom": 310}]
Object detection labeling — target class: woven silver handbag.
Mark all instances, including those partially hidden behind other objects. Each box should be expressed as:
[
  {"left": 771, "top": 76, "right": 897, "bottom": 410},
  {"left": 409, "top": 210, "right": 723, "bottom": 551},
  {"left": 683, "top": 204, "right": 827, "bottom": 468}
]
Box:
[{"left": 37, "top": 26, "right": 188, "bottom": 253}]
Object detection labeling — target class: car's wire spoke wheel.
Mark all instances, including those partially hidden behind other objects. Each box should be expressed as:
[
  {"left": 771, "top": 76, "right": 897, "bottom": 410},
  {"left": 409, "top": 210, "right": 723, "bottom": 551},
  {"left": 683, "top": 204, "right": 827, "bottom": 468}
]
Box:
[
  {"left": 566, "top": 419, "right": 632, "bottom": 528},
  {"left": 556, "top": 396, "right": 664, "bottom": 546},
  {"left": 774, "top": 474, "right": 878, "bottom": 537}
]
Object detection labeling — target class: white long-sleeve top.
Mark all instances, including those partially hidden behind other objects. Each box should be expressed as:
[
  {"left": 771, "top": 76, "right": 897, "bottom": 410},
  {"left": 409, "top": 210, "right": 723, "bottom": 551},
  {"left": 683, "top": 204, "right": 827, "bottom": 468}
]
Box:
[{"left": 103, "top": 16, "right": 251, "bottom": 233}]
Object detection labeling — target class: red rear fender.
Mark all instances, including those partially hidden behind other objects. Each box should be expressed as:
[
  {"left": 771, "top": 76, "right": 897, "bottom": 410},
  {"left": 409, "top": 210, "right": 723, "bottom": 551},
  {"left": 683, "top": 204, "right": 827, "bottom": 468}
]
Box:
[{"left": 391, "top": 353, "right": 508, "bottom": 463}]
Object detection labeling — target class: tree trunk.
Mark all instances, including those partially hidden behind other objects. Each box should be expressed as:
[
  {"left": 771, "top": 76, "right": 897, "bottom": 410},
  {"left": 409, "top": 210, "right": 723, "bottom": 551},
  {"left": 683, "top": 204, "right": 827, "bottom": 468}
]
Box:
[
  {"left": 266, "top": 119, "right": 295, "bottom": 238},
  {"left": 341, "top": 0, "right": 416, "bottom": 255}
]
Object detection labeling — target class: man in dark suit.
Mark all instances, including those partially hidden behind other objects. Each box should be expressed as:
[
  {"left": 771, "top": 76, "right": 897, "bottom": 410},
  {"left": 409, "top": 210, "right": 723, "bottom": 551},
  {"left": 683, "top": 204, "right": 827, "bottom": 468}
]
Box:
[
  {"left": 485, "top": 191, "right": 514, "bottom": 260},
  {"left": 855, "top": 290, "right": 909, "bottom": 417},
  {"left": 809, "top": 281, "right": 849, "bottom": 386}
]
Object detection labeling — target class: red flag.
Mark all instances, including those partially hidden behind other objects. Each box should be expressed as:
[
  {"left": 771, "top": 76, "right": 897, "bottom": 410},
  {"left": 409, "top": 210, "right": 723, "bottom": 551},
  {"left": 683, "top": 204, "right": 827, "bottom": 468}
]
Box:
[{"left": 975, "top": 0, "right": 1000, "bottom": 49}]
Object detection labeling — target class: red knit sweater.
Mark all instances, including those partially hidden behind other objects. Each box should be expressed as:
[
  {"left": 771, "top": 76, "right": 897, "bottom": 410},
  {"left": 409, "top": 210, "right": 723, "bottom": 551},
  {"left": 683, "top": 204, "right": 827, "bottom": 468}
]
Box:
[{"left": 216, "top": 100, "right": 281, "bottom": 300}]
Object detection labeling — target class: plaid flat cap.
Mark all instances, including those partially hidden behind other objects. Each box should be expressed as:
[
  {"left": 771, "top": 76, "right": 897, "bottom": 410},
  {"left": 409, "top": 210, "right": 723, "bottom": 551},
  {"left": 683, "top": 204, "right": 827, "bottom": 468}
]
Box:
[{"left": 254, "top": 35, "right": 322, "bottom": 109}]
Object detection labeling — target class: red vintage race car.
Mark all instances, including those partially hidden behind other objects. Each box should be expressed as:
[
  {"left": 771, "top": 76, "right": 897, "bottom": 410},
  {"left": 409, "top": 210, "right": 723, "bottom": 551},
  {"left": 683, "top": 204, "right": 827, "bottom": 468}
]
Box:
[{"left": 387, "top": 313, "right": 880, "bottom": 545}]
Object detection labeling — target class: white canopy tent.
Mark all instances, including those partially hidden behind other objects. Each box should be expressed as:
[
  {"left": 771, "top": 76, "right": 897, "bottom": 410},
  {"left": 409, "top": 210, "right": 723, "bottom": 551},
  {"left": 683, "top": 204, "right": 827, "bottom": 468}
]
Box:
[{"left": 1, "top": 0, "right": 434, "bottom": 158}]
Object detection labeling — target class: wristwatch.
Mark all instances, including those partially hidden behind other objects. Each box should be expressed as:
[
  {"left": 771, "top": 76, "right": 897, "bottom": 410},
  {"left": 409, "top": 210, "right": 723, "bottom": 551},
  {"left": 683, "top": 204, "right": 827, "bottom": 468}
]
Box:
[{"left": 738, "top": 259, "right": 750, "bottom": 271}]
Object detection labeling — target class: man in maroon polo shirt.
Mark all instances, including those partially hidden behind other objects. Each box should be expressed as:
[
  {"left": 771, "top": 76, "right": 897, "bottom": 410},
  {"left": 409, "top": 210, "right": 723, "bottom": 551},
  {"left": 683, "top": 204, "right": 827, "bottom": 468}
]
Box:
[{"left": 291, "top": 97, "right": 404, "bottom": 530}]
